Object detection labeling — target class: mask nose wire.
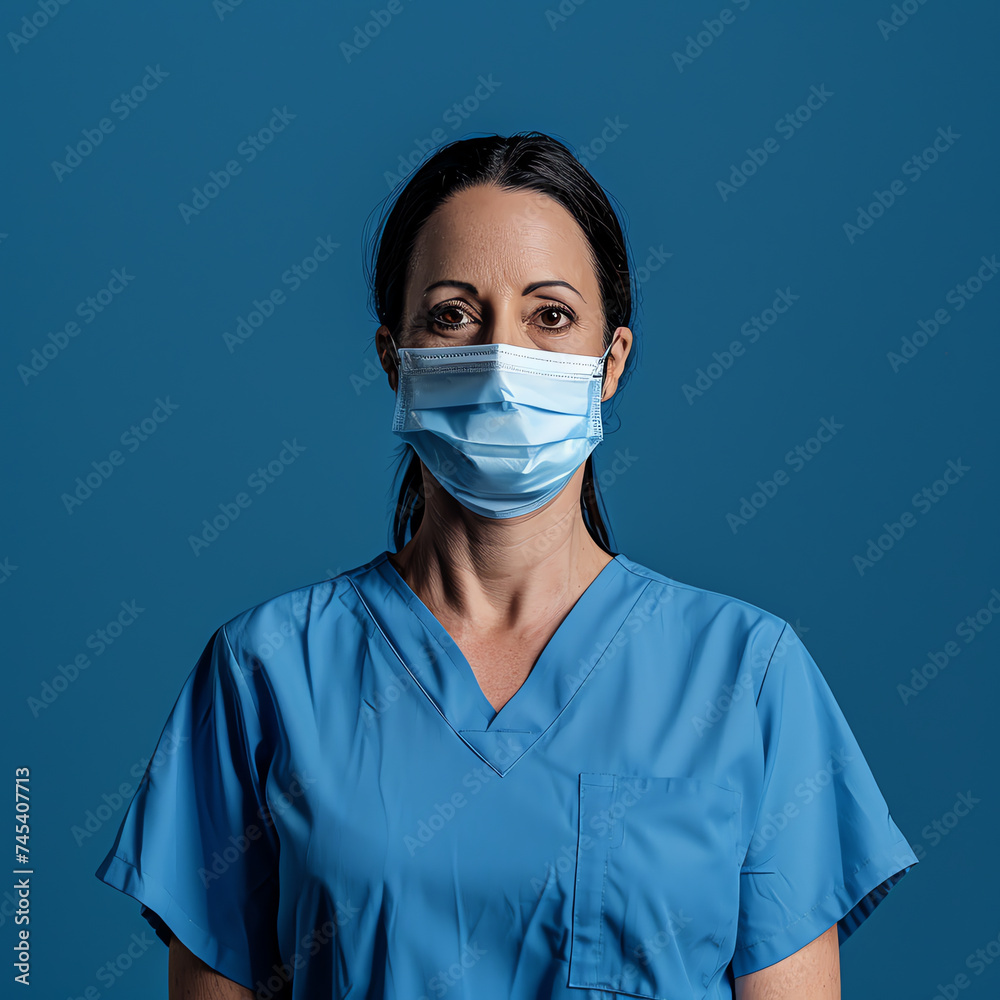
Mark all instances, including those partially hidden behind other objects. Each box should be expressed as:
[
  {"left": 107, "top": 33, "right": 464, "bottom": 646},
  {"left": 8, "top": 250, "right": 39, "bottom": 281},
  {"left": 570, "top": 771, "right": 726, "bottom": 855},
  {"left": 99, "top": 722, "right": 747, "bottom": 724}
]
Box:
[{"left": 385, "top": 331, "right": 616, "bottom": 378}]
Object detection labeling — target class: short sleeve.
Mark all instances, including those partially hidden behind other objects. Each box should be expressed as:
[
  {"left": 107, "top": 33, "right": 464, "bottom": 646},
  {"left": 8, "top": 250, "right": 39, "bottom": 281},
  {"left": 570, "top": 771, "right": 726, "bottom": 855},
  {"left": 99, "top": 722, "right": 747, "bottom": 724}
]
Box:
[
  {"left": 95, "top": 625, "right": 281, "bottom": 991},
  {"left": 731, "top": 622, "right": 919, "bottom": 977}
]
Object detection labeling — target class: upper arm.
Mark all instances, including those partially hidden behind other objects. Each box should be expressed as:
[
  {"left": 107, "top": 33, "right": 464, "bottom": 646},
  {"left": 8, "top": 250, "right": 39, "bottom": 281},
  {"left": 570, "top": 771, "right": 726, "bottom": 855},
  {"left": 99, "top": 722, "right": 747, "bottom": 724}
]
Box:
[
  {"left": 735, "top": 924, "right": 840, "bottom": 999},
  {"left": 95, "top": 625, "right": 284, "bottom": 989},
  {"left": 731, "top": 622, "right": 918, "bottom": 975},
  {"left": 169, "top": 934, "right": 256, "bottom": 1000}
]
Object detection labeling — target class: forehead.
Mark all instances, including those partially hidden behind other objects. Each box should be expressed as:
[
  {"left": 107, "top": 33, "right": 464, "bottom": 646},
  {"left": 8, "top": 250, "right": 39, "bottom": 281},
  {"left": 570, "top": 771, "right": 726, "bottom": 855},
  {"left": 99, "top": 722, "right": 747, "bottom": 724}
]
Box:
[{"left": 406, "top": 184, "right": 597, "bottom": 291}]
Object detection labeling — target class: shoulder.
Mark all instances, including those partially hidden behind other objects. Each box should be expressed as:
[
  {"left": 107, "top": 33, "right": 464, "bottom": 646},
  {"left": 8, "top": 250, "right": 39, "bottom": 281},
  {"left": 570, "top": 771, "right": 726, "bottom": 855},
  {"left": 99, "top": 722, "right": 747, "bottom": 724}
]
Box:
[
  {"left": 216, "top": 553, "right": 387, "bottom": 673},
  {"left": 615, "top": 553, "right": 792, "bottom": 687},
  {"left": 615, "top": 552, "right": 787, "bottom": 631}
]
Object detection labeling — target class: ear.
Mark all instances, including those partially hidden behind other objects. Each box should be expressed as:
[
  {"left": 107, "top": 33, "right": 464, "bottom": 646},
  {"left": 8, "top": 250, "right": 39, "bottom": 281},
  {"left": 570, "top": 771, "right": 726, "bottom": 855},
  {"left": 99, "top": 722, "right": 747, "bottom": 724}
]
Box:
[
  {"left": 375, "top": 325, "right": 399, "bottom": 392},
  {"left": 600, "top": 327, "right": 633, "bottom": 403}
]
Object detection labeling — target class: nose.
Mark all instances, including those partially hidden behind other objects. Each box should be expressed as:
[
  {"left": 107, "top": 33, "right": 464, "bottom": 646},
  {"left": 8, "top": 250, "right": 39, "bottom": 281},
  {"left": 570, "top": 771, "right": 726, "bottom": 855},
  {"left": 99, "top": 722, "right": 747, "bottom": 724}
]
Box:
[{"left": 474, "top": 299, "right": 537, "bottom": 351}]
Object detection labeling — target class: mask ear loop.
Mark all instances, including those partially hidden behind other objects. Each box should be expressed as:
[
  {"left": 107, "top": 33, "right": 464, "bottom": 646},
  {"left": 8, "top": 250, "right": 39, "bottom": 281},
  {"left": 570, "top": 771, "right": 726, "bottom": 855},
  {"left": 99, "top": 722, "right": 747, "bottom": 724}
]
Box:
[
  {"left": 382, "top": 331, "right": 402, "bottom": 374},
  {"left": 596, "top": 331, "right": 619, "bottom": 387}
]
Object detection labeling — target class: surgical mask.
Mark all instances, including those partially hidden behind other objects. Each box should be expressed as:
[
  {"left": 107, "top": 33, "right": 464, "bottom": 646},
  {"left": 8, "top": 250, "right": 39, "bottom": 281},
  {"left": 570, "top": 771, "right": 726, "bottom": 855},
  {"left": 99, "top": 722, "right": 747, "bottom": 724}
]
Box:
[{"left": 387, "top": 335, "right": 617, "bottom": 519}]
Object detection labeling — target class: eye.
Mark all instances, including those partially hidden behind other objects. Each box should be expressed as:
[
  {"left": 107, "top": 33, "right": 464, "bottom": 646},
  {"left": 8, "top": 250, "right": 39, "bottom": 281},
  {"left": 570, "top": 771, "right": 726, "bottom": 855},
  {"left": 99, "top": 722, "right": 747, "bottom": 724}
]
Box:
[
  {"left": 424, "top": 300, "right": 576, "bottom": 333},
  {"left": 428, "top": 300, "right": 479, "bottom": 331},
  {"left": 533, "top": 303, "right": 575, "bottom": 330}
]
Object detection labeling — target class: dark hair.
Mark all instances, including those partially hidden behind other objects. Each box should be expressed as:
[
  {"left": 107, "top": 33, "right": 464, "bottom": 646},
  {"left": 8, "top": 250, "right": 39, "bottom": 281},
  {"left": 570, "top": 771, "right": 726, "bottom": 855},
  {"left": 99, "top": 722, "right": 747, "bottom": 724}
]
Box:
[{"left": 363, "top": 130, "right": 640, "bottom": 554}]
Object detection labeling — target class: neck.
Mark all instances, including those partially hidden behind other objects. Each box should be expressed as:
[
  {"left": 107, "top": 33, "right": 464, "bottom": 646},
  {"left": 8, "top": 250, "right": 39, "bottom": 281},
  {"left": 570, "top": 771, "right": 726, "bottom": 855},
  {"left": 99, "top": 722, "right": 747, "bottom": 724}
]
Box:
[{"left": 387, "top": 463, "right": 614, "bottom": 628}]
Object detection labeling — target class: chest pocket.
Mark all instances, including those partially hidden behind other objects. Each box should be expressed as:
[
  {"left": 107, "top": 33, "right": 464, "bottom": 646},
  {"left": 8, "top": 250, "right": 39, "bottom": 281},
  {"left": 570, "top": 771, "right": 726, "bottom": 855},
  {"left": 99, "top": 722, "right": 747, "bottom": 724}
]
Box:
[{"left": 568, "top": 773, "right": 742, "bottom": 998}]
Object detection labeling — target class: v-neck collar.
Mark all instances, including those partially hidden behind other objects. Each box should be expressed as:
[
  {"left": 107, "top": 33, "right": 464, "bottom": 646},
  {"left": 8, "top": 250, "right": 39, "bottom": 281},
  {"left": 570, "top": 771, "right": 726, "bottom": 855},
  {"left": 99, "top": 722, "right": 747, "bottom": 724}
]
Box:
[{"left": 346, "top": 549, "right": 641, "bottom": 776}]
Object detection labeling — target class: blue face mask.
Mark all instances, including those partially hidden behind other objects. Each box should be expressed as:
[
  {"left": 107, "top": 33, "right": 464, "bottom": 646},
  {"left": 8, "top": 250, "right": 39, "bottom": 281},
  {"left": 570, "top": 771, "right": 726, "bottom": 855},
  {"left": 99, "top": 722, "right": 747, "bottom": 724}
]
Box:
[{"left": 387, "top": 336, "right": 617, "bottom": 519}]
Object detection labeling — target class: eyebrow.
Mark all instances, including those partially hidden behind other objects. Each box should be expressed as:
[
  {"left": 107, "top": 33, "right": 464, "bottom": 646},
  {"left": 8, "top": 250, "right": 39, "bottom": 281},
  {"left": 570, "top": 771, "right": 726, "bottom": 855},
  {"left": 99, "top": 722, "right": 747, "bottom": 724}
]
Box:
[{"left": 422, "top": 279, "right": 586, "bottom": 303}]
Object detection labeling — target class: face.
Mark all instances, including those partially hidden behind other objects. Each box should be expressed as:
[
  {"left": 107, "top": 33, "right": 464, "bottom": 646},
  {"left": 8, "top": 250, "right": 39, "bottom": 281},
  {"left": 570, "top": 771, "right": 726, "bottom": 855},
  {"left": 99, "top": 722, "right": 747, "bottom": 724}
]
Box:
[{"left": 376, "top": 183, "right": 632, "bottom": 402}]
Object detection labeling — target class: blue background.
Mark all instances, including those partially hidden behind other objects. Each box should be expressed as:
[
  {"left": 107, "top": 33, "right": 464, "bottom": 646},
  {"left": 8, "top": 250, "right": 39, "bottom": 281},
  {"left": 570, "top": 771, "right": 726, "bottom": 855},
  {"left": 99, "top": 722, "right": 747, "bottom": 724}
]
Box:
[{"left": 3, "top": 0, "right": 998, "bottom": 996}]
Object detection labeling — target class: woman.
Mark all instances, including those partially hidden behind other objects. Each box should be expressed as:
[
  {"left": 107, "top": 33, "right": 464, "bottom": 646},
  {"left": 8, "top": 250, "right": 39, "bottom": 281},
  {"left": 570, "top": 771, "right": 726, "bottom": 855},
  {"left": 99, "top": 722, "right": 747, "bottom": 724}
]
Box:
[{"left": 96, "top": 131, "right": 918, "bottom": 999}]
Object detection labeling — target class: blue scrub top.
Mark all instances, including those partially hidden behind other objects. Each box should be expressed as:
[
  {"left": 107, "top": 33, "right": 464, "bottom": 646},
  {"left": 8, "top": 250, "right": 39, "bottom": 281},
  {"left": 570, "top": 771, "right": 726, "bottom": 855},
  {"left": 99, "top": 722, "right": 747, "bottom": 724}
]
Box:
[{"left": 96, "top": 550, "right": 918, "bottom": 998}]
